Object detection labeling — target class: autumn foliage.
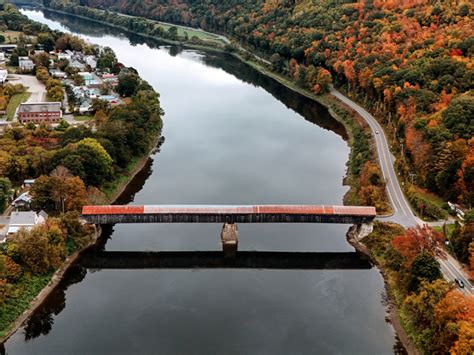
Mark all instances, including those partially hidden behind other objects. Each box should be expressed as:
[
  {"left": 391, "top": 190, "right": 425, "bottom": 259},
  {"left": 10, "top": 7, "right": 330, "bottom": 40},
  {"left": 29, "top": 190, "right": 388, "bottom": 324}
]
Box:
[
  {"left": 59, "top": 0, "right": 474, "bottom": 206},
  {"left": 364, "top": 222, "right": 473, "bottom": 353},
  {"left": 392, "top": 225, "right": 445, "bottom": 266}
]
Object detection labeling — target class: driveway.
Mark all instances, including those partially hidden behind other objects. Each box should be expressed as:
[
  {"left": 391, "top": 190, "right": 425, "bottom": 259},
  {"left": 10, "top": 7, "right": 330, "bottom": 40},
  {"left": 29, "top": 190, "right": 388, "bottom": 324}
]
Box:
[{"left": 9, "top": 74, "right": 47, "bottom": 103}]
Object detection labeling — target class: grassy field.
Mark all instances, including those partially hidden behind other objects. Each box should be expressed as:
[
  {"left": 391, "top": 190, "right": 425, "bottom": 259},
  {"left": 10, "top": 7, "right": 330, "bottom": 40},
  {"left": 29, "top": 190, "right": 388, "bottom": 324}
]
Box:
[
  {"left": 156, "top": 22, "right": 224, "bottom": 43},
  {"left": 6, "top": 92, "right": 31, "bottom": 121},
  {"left": 116, "top": 12, "right": 226, "bottom": 45},
  {"left": 0, "top": 31, "right": 36, "bottom": 44},
  {"left": 102, "top": 156, "right": 141, "bottom": 200}
]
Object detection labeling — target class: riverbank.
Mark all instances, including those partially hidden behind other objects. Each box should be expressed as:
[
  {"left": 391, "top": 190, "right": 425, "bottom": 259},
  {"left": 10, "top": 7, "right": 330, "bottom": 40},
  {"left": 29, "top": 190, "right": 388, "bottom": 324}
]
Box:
[
  {"left": 0, "top": 226, "right": 100, "bottom": 343},
  {"left": 0, "top": 131, "right": 162, "bottom": 344}
]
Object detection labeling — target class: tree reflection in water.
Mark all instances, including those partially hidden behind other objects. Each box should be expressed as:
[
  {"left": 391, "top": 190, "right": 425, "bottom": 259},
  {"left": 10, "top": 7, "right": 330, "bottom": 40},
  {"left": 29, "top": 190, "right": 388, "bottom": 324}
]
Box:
[{"left": 23, "top": 265, "right": 87, "bottom": 341}]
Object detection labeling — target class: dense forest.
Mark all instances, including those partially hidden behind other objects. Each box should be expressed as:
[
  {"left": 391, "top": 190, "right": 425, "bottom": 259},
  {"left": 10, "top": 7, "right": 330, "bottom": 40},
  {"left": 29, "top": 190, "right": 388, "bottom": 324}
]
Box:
[{"left": 48, "top": 0, "right": 474, "bottom": 209}]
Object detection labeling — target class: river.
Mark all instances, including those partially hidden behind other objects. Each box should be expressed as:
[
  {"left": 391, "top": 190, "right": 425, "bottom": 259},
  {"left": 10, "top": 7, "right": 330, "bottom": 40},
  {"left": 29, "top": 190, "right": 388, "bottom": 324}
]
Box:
[{"left": 3, "top": 8, "right": 401, "bottom": 354}]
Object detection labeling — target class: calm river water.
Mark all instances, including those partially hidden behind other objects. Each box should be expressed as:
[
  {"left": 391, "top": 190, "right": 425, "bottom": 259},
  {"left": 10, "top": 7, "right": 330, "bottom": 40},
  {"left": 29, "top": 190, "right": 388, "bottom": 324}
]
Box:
[{"left": 3, "top": 8, "right": 400, "bottom": 354}]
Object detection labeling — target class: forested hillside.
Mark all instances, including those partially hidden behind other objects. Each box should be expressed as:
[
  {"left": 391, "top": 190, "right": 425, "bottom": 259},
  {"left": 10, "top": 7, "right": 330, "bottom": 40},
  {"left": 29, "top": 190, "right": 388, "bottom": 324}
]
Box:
[{"left": 49, "top": 0, "right": 474, "bottom": 207}]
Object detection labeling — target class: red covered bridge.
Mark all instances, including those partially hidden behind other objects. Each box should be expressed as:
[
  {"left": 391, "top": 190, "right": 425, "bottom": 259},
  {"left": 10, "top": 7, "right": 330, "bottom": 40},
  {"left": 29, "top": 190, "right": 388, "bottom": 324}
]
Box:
[{"left": 82, "top": 205, "right": 376, "bottom": 225}]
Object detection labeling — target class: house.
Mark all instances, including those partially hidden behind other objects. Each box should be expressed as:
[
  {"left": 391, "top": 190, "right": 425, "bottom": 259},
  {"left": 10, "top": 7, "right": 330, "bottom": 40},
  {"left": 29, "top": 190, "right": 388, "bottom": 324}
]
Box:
[
  {"left": 79, "top": 101, "right": 92, "bottom": 113},
  {"left": 50, "top": 69, "right": 67, "bottom": 79},
  {"left": 78, "top": 72, "right": 93, "bottom": 85},
  {"left": 0, "top": 44, "right": 17, "bottom": 53},
  {"left": 17, "top": 102, "right": 63, "bottom": 124},
  {"left": 7, "top": 211, "right": 47, "bottom": 235},
  {"left": 69, "top": 59, "right": 86, "bottom": 71},
  {"left": 23, "top": 179, "right": 36, "bottom": 188},
  {"left": 11, "top": 192, "right": 32, "bottom": 210},
  {"left": 0, "top": 69, "right": 8, "bottom": 84},
  {"left": 19, "top": 57, "right": 35, "bottom": 71},
  {"left": 84, "top": 55, "right": 97, "bottom": 69},
  {"left": 57, "top": 51, "right": 72, "bottom": 61},
  {"left": 99, "top": 95, "right": 121, "bottom": 105}
]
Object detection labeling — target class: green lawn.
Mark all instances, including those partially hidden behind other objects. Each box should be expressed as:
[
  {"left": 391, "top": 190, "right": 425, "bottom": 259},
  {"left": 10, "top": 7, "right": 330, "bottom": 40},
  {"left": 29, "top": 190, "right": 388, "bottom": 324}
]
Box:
[
  {"left": 102, "top": 157, "right": 141, "bottom": 200},
  {"left": 156, "top": 22, "right": 224, "bottom": 43},
  {"left": 6, "top": 92, "right": 31, "bottom": 121},
  {"left": 116, "top": 12, "right": 226, "bottom": 44}
]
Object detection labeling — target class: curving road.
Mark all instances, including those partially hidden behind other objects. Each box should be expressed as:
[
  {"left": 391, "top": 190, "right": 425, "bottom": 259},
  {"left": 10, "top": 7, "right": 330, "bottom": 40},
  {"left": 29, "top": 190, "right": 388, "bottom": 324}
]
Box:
[{"left": 330, "top": 88, "right": 473, "bottom": 296}]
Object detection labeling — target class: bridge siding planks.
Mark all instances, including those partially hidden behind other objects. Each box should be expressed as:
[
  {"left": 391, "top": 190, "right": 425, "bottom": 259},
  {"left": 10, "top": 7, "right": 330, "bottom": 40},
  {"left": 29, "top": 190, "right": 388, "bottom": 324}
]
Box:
[{"left": 81, "top": 205, "right": 376, "bottom": 224}]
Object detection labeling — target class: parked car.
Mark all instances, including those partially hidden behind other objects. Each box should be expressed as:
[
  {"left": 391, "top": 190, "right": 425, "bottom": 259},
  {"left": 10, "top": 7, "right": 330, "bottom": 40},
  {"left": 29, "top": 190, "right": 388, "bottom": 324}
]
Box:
[{"left": 455, "top": 278, "right": 465, "bottom": 288}]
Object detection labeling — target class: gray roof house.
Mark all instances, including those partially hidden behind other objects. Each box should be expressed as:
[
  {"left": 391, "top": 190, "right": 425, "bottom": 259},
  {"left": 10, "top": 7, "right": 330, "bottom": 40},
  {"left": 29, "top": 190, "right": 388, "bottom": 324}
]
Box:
[{"left": 7, "top": 211, "right": 47, "bottom": 235}]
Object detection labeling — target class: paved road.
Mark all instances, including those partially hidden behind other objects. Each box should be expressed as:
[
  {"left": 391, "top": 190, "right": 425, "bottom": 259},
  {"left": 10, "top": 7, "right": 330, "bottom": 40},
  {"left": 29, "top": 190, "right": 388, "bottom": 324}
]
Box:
[
  {"left": 9, "top": 74, "right": 46, "bottom": 103},
  {"left": 331, "top": 88, "right": 420, "bottom": 228},
  {"left": 331, "top": 88, "right": 473, "bottom": 296}
]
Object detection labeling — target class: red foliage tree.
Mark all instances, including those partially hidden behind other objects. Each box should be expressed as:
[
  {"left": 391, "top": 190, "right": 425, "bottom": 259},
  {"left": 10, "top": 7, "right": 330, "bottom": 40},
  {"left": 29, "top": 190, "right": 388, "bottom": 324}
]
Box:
[{"left": 392, "top": 225, "right": 446, "bottom": 266}]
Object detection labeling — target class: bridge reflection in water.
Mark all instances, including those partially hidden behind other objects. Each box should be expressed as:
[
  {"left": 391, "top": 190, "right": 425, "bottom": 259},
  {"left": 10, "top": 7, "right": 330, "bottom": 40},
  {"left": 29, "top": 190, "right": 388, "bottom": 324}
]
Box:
[{"left": 81, "top": 251, "right": 373, "bottom": 270}]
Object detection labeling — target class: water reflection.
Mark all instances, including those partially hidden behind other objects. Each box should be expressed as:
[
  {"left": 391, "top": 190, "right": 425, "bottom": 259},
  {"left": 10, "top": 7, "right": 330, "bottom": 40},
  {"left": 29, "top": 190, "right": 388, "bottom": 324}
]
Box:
[
  {"left": 0, "top": 250, "right": 371, "bottom": 346},
  {"left": 81, "top": 250, "right": 373, "bottom": 270}
]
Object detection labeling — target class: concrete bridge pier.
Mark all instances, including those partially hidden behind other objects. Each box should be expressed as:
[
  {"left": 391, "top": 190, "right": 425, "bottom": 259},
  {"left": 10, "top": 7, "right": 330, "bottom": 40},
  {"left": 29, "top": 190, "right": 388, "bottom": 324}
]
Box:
[{"left": 221, "top": 223, "right": 238, "bottom": 257}]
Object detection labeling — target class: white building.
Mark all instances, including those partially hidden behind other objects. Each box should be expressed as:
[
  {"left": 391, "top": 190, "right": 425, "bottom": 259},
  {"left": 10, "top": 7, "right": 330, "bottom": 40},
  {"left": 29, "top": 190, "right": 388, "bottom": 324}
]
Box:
[
  {"left": 11, "top": 192, "right": 32, "bottom": 210},
  {"left": 57, "top": 52, "right": 72, "bottom": 61},
  {"left": 7, "top": 211, "right": 47, "bottom": 235},
  {"left": 19, "top": 56, "right": 35, "bottom": 71},
  {"left": 50, "top": 69, "right": 67, "bottom": 79},
  {"left": 0, "top": 69, "right": 8, "bottom": 84},
  {"left": 84, "top": 55, "right": 97, "bottom": 69}
]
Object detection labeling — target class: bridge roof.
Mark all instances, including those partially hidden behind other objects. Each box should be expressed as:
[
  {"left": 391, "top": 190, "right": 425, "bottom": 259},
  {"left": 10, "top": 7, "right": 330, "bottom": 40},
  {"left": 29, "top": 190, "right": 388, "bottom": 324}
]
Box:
[{"left": 82, "top": 205, "right": 376, "bottom": 217}]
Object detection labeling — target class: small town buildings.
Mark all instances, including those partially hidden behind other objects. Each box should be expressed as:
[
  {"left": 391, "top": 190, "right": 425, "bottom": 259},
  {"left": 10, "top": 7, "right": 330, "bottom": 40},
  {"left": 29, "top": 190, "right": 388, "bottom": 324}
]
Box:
[
  {"left": 69, "top": 59, "right": 86, "bottom": 71},
  {"left": 57, "top": 51, "right": 72, "bottom": 61},
  {"left": 0, "top": 44, "right": 17, "bottom": 53},
  {"left": 23, "top": 179, "right": 36, "bottom": 188},
  {"left": 17, "top": 102, "right": 63, "bottom": 124},
  {"left": 19, "top": 56, "right": 35, "bottom": 71},
  {"left": 0, "top": 69, "right": 8, "bottom": 84},
  {"left": 7, "top": 210, "right": 47, "bottom": 235},
  {"left": 79, "top": 72, "right": 93, "bottom": 85},
  {"left": 84, "top": 55, "right": 97, "bottom": 69},
  {"left": 99, "top": 95, "right": 121, "bottom": 105},
  {"left": 50, "top": 69, "right": 67, "bottom": 79},
  {"left": 11, "top": 192, "right": 32, "bottom": 210}
]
